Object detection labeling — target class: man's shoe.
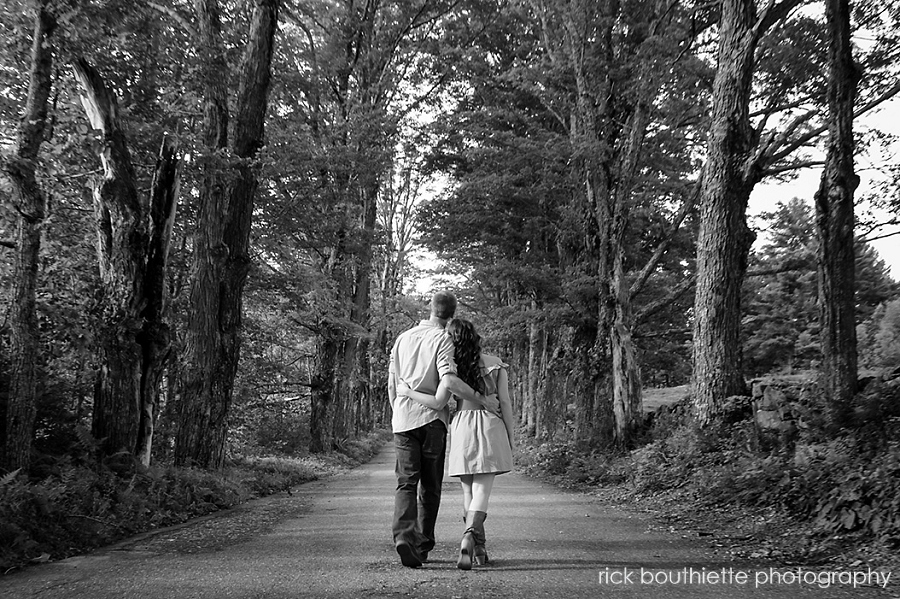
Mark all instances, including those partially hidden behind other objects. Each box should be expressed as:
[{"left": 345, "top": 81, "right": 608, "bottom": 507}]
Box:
[{"left": 396, "top": 540, "right": 423, "bottom": 568}]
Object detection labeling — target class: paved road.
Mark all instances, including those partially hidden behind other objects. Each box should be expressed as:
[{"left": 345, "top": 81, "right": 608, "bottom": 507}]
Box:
[{"left": 0, "top": 444, "right": 892, "bottom": 598}]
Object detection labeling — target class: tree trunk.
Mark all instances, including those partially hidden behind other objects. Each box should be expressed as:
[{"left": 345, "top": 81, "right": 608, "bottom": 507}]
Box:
[
  {"left": 561, "top": 1, "right": 657, "bottom": 449},
  {"left": 523, "top": 304, "right": 540, "bottom": 437},
  {"left": 815, "top": 0, "right": 860, "bottom": 424},
  {"left": 75, "top": 58, "right": 146, "bottom": 457},
  {"left": 176, "top": 0, "right": 278, "bottom": 468},
  {"left": 611, "top": 251, "right": 643, "bottom": 447},
  {"left": 337, "top": 180, "right": 379, "bottom": 442},
  {"left": 691, "top": 0, "right": 804, "bottom": 424},
  {"left": 174, "top": 0, "right": 229, "bottom": 467},
  {"left": 310, "top": 329, "right": 339, "bottom": 453},
  {"left": 608, "top": 97, "right": 650, "bottom": 448},
  {"left": 2, "top": 2, "right": 55, "bottom": 472},
  {"left": 75, "top": 60, "right": 180, "bottom": 461},
  {"left": 308, "top": 228, "right": 352, "bottom": 453},
  {"left": 692, "top": 0, "right": 759, "bottom": 424},
  {"left": 136, "top": 138, "right": 180, "bottom": 466},
  {"left": 536, "top": 326, "right": 551, "bottom": 440}
]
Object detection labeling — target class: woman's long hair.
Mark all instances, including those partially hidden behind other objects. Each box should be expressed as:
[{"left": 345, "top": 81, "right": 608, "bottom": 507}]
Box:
[{"left": 447, "top": 319, "right": 483, "bottom": 394}]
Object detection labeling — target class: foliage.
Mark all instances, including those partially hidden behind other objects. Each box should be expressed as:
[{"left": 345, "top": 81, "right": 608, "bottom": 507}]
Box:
[
  {"left": 0, "top": 458, "right": 248, "bottom": 572},
  {"left": 858, "top": 297, "right": 900, "bottom": 369},
  {"left": 523, "top": 372, "right": 900, "bottom": 549},
  {"left": 0, "top": 427, "right": 389, "bottom": 573},
  {"left": 704, "top": 439, "right": 900, "bottom": 539},
  {"left": 744, "top": 199, "right": 899, "bottom": 376},
  {"left": 517, "top": 442, "right": 629, "bottom": 488},
  {"left": 629, "top": 424, "right": 705, "bottom": 493}
]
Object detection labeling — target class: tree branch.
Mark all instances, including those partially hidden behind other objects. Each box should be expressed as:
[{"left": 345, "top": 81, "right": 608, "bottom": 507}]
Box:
[
  {"left": 859, "top": 229, "right": 900, "bottom": 244},
  {"left": 760, "top": 159, "right": 825, "bottom": 177},
  {"left": 147, "top": 2, "right": 198, "bottom": 38},
  {"left": 746, "top": 263, "right": 810, "bottom": 277},
  {"left": 748, "top": 108, "right": 819, "bottom": 180},
  {"left": 630, "top": 180, "right": 701, "bottom": 300},
  {"left": 634, "top": 274, "right": 696, "bottom": 326},
  {"left": 245, "top": 394, "right": 312, "bottom": 410},
  {"left": 633, "top": 327, "right": 691, "bottom": 340},
  {"left": 753, "top": 0, "right": 805, "bottom": 41},
  {"left": 764, "top": 77, "right": 900, "bottom": 167},
  {"left": 73, "top": 58, "right": 120, "bottom": 134}
]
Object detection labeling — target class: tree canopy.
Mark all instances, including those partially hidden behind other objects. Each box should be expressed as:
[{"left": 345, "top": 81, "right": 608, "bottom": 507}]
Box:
[{"left": 2, "top": 0, "right": 899, "bottom": 470}]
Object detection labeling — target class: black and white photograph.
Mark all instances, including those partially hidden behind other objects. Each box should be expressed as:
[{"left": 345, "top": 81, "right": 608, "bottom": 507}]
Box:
[{"left": 1, "top": 0, "right": 898, "bottom": 597}]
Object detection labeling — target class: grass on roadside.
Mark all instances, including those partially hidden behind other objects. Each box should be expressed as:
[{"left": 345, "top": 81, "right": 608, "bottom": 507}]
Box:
[{"left": 0, "top": 428, "right": 392, "bottom": 574}]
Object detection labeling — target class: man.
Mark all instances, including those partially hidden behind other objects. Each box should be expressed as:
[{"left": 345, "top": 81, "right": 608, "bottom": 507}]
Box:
[{"left": 388, "top": 291, "right": 499, "bottom": 568}]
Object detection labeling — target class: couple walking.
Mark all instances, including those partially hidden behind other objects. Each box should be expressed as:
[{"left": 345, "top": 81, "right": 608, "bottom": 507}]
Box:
[{"left": 388, "top": 291, "right": 515, "bottom": 570}]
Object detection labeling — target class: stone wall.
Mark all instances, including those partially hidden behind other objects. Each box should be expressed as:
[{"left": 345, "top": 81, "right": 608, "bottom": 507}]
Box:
[{"left": 751, "top": 378, "right": 802, "bottom": 435}]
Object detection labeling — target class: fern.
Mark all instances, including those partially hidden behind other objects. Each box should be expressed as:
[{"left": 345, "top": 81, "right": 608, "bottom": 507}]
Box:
[
  {"left": 0, "top": 469, "right": 21, "bottom": 487},
  {"left": 74, "top": 425, "right": 101, "bottom": 455}
]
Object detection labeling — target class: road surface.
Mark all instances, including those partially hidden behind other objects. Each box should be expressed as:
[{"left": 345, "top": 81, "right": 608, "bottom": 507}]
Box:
[{"left": 0, "top": 444, "right": 893, "bottom": 598}]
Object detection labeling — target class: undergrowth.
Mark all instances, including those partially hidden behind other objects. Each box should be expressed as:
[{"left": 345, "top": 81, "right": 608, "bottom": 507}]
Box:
[
  {"left": 520, "top": 372, "right": 900, "bottom": 561},
  {"left": 0, "top": 428, "right": 391, "bottom": 573}
]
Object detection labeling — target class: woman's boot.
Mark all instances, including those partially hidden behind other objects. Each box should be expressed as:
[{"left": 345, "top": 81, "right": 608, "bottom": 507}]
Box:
[
  {"left": 457, "top": 529, "right": 475, "bottom": 570},
  {"left": 458, "top": 510, "right": 487, "bottom": 570},
  {"left": 472, "top": 512, "right": 489, "bottom": 565}
]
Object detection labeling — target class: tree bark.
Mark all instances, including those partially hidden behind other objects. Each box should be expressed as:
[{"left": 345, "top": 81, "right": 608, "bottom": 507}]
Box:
[
  {"left": 561, "top": 1, "right": 615, "bottom": 450},
  {"left": 815, "top": 0, "right": 860, "bottom": 424},
  {"left": 611, "top": 255, "right": 643, "bottom": 447},
  {"left": 136, "top": 138, "right": 180, "bottom": 466},
  {"left": 334, "top": 177, "right": 379, "bottom": 444},
  {"left": 560, "top": 0, "right": 657, "bottom": 449},
  {"left": 692, "top": 0, "right": 760, "bottom": 424},
  {"left": 74, "top": 60, "right": 180, "bottom": 461},
  {"left": 176, "top": 0, "right": 279, "bottom": 468},
  {"left": 309, "top": 330, "right": 338, "bottom": 453},
  {"left": 3, "top": 1, "right": 55, "bottom": 471},
  {"left": 608, "top": 95, "right": 650, "bottom": 447},
  {"left": 523, "top": 303, "right": 540, "bottom": 437},
  {"left": 691, "top": 0, "right": 805, "bottom": 424},
  {"left": 74, "top": 58, "right": 146, "bottom": 457}
]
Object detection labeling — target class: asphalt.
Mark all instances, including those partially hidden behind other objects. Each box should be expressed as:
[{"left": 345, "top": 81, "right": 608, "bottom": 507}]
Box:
[{"left": 0, "top": 444, "right": 893, "bottom": 598}]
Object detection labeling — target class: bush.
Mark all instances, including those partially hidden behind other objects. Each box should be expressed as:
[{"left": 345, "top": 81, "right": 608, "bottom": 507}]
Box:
[
  {"left": 858, "top": 298, "right": 900, "bottom": 369},
  {"left": 227, "top": 456, "right": 318, "bottom": 496},
  {"left": 811, "top": 443, "right": 900, "bottom": 537},
  {"left": 700, "top": 437, "right": 900, "bottom": 539},
  {"left": 518, "top": 442, "right": 573, "bottom": 477},
  {"left": 0, "top": 462, "right": 248, "bottom": 571},
  {"left": 630, "top": 424, "right": 705, "bottom": 493},
  {"left": 0, "top": 428, "right": 392, "bottom": 573},
  {"left": 516, "top": 377, "right": 900, "bottom": 552}
]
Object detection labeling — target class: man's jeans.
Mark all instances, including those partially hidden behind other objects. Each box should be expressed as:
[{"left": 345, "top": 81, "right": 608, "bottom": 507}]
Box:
[{"left": 392, "top": 419, "right": 447, "bottom": 554}]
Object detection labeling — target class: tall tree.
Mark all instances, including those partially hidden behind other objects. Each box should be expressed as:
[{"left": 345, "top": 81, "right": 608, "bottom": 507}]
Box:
[
  {"left": 815, "top": 0, "right": 861, "bottom": 424},
  {"left": 528, "top": 0, "right": 705, "bottom": 447},
  {"left": 419, "top": 0, "right": 704, "bottom": 447},
  {"left": 176, "top": 0, "right": 279, "bottom": 468},
  {"left": 743, "top": 199, "right": 898, "bottom": 376},
  {"left": 74, "top": 59, "right": 180, "bottom": 463},
  {"left": 1, "top": 0, "right": 55, "bottom": 471},
  {"left": 274, "top": 0, "right": 466, "bottom": 452},
  {"left": 691, "top": 0, "right": 802, "bottom": 424}
]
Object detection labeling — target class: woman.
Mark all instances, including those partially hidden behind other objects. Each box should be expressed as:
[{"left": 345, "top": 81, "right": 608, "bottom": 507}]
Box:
[{"left": 398, "top": 319, "right": 515, "bottom": 570}]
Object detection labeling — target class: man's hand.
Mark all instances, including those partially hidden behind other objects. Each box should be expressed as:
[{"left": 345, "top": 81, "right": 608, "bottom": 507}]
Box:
[
  {"left": 480, "top": 392, "right": 500, "bottom": 416},
  {"left": 397, "top": 381, "right": 411, "bottom": 396}
]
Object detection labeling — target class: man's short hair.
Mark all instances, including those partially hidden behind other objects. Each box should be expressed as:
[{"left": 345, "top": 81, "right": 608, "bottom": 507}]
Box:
[{"left": 430, "top": 291, "right": 457, "bottom": 320}]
